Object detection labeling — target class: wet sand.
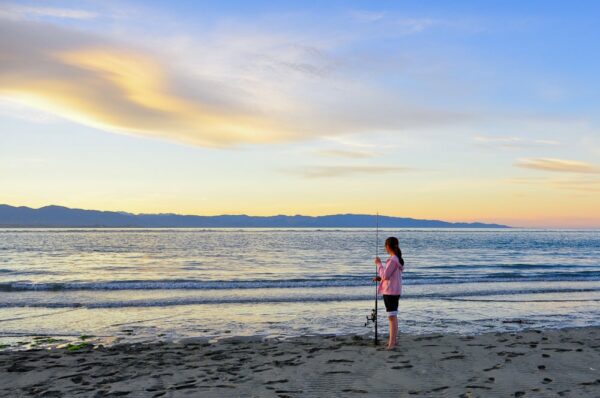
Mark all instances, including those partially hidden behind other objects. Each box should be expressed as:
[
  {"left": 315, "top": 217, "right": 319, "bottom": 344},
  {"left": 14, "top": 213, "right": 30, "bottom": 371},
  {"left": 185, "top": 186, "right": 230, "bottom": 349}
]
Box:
[{"left": 1, "top": 327, "right": 599, "bottom": 397}]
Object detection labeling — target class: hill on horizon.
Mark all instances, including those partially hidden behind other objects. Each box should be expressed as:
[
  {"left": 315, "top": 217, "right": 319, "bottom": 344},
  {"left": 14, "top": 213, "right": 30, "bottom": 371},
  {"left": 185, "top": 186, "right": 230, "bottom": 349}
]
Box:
[{"left": 0, "top": 204, "right": 509, "bottom": 228}]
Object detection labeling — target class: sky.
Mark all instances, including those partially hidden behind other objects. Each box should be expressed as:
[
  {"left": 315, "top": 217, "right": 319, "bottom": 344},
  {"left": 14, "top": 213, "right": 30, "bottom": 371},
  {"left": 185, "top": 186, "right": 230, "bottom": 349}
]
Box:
[{"left": 1, "top": 0, "right": 599, "bottom": 228}]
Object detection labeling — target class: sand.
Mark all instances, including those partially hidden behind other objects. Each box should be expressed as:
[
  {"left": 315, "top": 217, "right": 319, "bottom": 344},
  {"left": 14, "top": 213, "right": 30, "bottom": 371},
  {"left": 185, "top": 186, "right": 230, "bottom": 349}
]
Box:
[{"left": 1, "top": 327, "right": 599, "bottom": 397}]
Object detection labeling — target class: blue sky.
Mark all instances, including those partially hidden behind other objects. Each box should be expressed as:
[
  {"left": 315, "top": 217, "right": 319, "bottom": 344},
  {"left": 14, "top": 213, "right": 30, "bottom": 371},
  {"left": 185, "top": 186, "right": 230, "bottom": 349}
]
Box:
[{"left": 1, "top": 0, "right": 599, "bottom": 227}]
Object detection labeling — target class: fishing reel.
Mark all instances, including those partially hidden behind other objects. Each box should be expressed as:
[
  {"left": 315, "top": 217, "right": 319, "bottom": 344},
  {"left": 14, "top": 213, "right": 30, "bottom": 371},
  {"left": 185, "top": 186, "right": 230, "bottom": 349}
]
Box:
[{"left": 364, "top": 307, "right": 377, "bottom": 327}]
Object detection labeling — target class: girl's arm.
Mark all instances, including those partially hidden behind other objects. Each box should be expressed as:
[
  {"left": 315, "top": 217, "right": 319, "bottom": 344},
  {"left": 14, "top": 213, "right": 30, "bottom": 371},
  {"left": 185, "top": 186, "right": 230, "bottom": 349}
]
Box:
[{"left": 377, "top": 257, "right": 399, "bottom": 280}]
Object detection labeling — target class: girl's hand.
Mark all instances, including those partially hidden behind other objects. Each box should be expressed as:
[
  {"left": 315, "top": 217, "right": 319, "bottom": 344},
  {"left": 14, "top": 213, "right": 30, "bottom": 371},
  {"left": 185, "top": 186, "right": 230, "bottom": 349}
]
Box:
[
  {"left": 372, "top": 276, "right": 382, "bottom": 282},
  {"left": 374, "top": 256, "right": 382, "bottom": 266}
]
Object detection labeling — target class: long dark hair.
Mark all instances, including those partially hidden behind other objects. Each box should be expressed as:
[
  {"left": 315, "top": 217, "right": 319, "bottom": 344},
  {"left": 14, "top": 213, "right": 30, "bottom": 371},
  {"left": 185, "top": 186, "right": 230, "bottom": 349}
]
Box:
[{"left": 385, "top": 237, "right": 404, "bottom": 267}]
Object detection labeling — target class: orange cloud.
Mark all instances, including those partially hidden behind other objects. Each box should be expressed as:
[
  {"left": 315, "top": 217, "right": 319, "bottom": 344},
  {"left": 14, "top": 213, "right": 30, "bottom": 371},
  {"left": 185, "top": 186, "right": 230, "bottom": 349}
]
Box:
[
  {"left": 315, "top": 149, "right": 375, "bottom": 158},
  {"left": 0, "top": 19, "right": 287, "bottom": 147},
  {"left": 0, "top": 17, "right": 470, "bottom": 148},
  {"left": 287, "top": 165, "right": 409, "bottom": 178},
  {"left": 515, "top": 158, "right": 599, "bottom": 174}
]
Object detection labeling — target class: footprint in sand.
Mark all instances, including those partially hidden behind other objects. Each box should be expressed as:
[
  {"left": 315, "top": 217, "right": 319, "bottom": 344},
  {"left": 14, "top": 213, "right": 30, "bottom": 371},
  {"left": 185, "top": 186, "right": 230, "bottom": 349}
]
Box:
[
  {"left": 465, "top": 385, "right": 491, "bottom": 390},
  {"left": 264, "top": 379, "right": 289, "bottom": 385},
  {"left": 429, "top": 386, "right": 449, "bottom": 392},
  {"left": 441, "top": 354, "right": 465, "bottom": 360},
  {"left": 171, "top": 382, "right": 196, "bottom": 390},
  {"left": 483, "top": 364, "right": 502, "bottom": 371}
]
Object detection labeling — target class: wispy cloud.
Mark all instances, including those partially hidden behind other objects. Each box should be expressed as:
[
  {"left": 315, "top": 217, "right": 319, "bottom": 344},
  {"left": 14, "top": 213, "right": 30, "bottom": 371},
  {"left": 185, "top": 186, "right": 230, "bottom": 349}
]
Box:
[
  {"left": 315, "top": 149, "right": 375, "bottom": 158},
  {"left": 505, "top": 176, "right": 548, "bottom": 184},
  {"left": 347, "top": 10, "right": 436, "bottom": 33},
  {"left": 395, "top": 17, "right": 436, "bottom": 33},
  {"left": 551, "top": 179, "right": 600, "bottom": 192},
  {"left": 515, "top": 158, "right": 600, "bottom": 174},
  {"left": 0, "top": 17, "right": 470, "bottom": 148},
  {"left": 348, "top": 10, "right": 386, "bottom": 23},
  {"left": 506, "top": 176, "right": 600, "bottom": 193},
  {"left": 0, "top": 98, "right": 58, "bottom": 123},
  {"left": 321, "top": 136, "right": 377, "bottom": 149},
  {"left": 474, "top": 135, "right": 560, "bottom": 149},
  {"left": 0, "top": 4, "right": 97, "bottom": 20},
  {"left": 0, "top": 18, "right": 295, "bottom": 147},
  {"left": 287, "top": 165, "right": 409, "bottom": 178}
]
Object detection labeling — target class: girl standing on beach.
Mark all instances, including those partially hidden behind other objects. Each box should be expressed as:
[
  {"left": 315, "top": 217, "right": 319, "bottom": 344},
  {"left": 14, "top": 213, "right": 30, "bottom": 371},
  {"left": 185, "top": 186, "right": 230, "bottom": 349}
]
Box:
[{"left": 373, "top": 237, "right": 404, "bottom": 350}]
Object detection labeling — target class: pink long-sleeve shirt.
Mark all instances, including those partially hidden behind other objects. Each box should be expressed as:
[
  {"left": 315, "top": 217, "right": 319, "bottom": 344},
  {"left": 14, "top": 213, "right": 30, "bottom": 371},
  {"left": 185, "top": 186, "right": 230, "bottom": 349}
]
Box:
[{"left": 377, "top": 255, "right": 403, "bottom": 295}]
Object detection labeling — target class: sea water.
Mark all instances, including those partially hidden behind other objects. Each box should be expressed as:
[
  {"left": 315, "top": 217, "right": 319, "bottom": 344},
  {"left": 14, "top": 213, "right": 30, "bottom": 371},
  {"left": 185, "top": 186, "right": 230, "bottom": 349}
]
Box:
[{"left": 0, "top": 228, "right": 599, "bottom": 348}]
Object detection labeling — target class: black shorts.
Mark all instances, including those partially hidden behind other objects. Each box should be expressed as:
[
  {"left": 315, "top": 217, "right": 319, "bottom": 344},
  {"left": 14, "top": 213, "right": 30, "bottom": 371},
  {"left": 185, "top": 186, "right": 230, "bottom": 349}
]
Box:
[{"left": 383, "top": 295, "right": 400, "bottom": 315}]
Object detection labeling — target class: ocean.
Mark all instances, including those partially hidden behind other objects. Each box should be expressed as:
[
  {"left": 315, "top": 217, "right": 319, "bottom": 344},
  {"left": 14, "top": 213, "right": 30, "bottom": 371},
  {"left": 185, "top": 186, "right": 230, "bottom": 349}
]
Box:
[{"left": 1, "top": 228, "right": 599, "bottom": 349}]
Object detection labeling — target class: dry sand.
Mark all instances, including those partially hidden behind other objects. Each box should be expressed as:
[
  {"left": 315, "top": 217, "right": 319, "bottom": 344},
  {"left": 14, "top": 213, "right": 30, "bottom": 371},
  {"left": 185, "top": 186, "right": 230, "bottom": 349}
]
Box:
[{"left": 1, "top": 327, "right": 599, "bottom": 397}]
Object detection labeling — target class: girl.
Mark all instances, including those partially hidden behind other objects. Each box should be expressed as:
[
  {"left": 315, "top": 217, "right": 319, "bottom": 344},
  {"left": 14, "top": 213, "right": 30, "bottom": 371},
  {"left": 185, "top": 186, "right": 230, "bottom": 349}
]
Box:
[{"left": 373, "top": 237, "right": 405, "bottom": 350}]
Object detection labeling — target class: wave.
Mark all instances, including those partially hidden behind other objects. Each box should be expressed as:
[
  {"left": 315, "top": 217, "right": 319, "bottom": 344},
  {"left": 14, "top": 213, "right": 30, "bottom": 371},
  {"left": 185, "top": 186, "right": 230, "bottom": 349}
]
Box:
[
  {"left": 1, "top": 287, "right": 600, "bottom": 309},
  {"left": 1, "top": 273, "right": 600, "bottom": 292},
  {"left": 422, "top": 263, "right": 600, "bottom": 270}
]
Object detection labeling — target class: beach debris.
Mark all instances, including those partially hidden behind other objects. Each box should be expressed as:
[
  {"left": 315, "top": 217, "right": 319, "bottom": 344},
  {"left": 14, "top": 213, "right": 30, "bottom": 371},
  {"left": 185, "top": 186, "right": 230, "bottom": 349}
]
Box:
[{"left": 65, "top": 342, "right": 92, "bottom": 351}]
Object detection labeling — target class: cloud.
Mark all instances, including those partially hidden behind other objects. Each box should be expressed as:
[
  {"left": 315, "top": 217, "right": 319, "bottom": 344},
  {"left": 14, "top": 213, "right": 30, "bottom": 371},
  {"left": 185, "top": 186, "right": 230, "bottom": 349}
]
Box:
[
  {"left": 0, "top": 18, "right": 293, "bottom": 147},
  {"left": 474, "top": 135, "right": 559, "bottom": 149},
  {"left": 348, "top": 10, "right": 386, "bottom": 23},
  {"left": 321, "top": 135, "right": 377, "bottom": 149},
  {"left": 505, "top": 177, "right": 548, "bottom": 184},
  {"left": 506, "top": 176, "right": 600, "bottom": 193},
  {"left": 515, "top": 158, "right": 600, "bottom": 174},
  {"left": 287, "top": 165, "right": 409, "bottom": 178},
  {"left": 551, "top": 179, "right": 600, "bottom": 192},
  {"left": 315, "top": 149, "right": 375, "bottom": 158},
  {"left": 0, "top": 98, "right": 58, "bottom": 123},
  {"left": 347, "top": 10, "right": 436, "bottom": 33},
  {"left": 395, "top": 18, "right": 436, "bottom": 33},
  {"left": 0, "top": 4, "right": 97, "bottom": 20},
  {"left": 0, "top": 17, "right": 473, "bottom": 148}
]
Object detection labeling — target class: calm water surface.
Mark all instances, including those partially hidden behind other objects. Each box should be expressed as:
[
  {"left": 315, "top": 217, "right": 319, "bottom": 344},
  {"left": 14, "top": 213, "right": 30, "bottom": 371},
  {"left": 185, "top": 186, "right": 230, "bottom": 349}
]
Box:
[{"left": 0, "top": 228, "right": 599, "bottom": 349}]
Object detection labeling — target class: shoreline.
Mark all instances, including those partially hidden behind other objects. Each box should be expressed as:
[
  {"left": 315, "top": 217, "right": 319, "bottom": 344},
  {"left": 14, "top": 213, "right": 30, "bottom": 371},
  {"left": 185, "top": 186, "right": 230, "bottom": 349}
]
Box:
[{"left": 1, "top": 327, "right": 599, "bottom": 397}]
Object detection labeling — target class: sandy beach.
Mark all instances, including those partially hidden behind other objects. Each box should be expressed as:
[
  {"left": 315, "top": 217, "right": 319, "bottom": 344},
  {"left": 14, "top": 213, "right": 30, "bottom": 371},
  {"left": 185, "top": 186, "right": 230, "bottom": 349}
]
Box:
[{"left": 1, "top": 327, "right": 598, "bottom": 397}]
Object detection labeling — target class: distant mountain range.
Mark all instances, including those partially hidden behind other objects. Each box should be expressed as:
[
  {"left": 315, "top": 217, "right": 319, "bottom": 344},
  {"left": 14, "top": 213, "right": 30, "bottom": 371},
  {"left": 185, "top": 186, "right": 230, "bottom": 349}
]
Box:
[{"left": 0, "top": 204, "right": 509, "bottom": 228}]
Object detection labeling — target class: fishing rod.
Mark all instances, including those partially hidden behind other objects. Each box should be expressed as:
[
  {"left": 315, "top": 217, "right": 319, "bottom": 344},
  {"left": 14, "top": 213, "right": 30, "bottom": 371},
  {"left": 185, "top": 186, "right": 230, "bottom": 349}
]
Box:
[{"left": 364, "top": 212, "right": 379, "bottom": 345}]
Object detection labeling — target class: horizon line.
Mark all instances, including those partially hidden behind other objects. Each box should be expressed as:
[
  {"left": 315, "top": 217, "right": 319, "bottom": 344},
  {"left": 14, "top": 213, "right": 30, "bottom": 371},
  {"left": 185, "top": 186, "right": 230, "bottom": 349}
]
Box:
[
  {"left": 0, "top": 203, "right": 510, "bottom": 227},
  {"left": 3, "top": 203, "right": 600, "bottom": 229}
]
